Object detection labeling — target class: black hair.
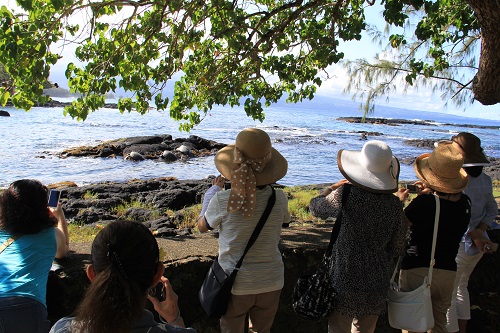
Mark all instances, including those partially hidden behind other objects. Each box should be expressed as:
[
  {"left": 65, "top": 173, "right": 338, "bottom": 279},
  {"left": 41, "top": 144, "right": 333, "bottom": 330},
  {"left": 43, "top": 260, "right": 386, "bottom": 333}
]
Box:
[
  {"left": 75, "top": 220, "right": 160, "bottom": 333},
  {"left": 0, "top": 179, "right": 56, "bottom": 235},
  {"left": 463, "top": 166, "right": 483, "bottom": 178}
]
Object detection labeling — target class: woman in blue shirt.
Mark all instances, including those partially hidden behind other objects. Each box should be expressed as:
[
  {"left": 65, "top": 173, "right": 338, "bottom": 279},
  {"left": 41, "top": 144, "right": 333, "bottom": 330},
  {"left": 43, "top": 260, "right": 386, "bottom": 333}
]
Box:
[{"left": 0, "top": 179, "right": 69, "bottom": 333}]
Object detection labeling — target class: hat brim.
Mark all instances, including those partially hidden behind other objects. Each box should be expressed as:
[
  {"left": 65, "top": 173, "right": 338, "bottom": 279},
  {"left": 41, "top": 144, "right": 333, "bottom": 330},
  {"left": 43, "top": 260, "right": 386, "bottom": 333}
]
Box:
[
  {"left": 414, "top": 153, "right": 468, "bottom": 193},
  {"left": 214, "top": 145, "right": 288, "bottom": 185},
  {"left": 451, "top": 134, "right": 490, "bottom": 165},
  {"left": 337, "top": 149, "right": 400, "bottom": 193}
]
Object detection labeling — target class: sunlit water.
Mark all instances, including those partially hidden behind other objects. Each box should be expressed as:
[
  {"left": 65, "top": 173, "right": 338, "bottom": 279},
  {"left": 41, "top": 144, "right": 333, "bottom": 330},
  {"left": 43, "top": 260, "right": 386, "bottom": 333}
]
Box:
[{"left": 1, "top": 96, "right": 499, "bottom": 188}]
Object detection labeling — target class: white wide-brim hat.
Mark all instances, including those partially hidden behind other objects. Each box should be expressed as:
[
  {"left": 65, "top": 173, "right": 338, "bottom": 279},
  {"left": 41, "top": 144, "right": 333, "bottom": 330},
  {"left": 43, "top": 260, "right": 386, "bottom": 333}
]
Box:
[{"left": 338, "top": 140, "right": 399, "bottom": 193}]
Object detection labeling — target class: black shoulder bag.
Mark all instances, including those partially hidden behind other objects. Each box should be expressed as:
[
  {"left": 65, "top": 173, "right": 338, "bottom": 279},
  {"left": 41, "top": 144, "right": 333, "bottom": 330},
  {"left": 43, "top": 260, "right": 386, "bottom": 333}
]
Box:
[
  {"left": 199, "top": 186, "right": 276, "bottom": 319},
  {"left": 292, "top": 184, "right": 351, "bottom": 320}
]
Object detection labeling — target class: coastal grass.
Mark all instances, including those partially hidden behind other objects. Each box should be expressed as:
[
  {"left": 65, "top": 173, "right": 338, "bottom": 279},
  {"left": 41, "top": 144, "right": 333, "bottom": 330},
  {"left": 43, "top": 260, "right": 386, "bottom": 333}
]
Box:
[
  {"left": 493, "top": 180, "right": 500, "bottom": 197},
  {"left": 283, "top": 186, "right": 319, "bottom": 224},
  {"left": 83, "top": 191, "right": 98, "bottom": 200},
  {"left": 111, "top": 198, "right": 162, "bottom": 220},
  {"left": 67, "top": 223, "right": 102, "bottom": 242}
]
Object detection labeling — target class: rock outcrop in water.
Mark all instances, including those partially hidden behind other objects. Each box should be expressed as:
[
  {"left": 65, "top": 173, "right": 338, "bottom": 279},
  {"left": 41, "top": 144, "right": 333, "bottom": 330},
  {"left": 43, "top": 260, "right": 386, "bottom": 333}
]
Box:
[{"left": 57, "top": 134, "right": 227, "bottom": 162}]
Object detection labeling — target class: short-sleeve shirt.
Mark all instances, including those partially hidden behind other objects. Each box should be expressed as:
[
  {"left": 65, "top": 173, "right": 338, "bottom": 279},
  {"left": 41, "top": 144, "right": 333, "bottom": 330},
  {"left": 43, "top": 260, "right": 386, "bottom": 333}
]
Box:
[
  {"left": 205, "top": 185, "right": 290, "bottom": 295},
  {"left": 0, "top": 227, "right": 56, "bottom": 307},
  {"left": 49, "top": 310, "right": 196, "bottom": 333},
  {"left": 402, "top": 193, "right": 471, "bottom": 271}
]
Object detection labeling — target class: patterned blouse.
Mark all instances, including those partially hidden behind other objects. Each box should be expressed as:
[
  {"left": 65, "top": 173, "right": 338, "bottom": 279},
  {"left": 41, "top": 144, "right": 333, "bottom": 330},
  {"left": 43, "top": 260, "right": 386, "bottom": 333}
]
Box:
[{"left": 309, "top": 184, "right": 408, "bottom": 317}]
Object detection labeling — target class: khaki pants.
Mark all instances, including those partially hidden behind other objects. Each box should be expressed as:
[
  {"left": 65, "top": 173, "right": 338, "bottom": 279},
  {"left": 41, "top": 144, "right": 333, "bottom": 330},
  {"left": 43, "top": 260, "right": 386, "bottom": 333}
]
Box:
[
  {"left": 220, "top": 289, "right": 281, "bottom": 333},
  {"left": 399, "top": 267, "right": 456, "bottom": 333},
  {"left": 446, "top": 242, "right": 483, "bottom": 332},
  {"left": 327, "top": 310, "right": 379, "bottom": 333}
]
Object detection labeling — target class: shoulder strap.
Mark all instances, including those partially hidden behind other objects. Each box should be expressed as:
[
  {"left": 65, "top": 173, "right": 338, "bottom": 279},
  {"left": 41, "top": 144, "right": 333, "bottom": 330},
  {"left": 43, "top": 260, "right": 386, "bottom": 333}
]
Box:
[
  {"left": 427, "top": 193, "right": 440, "bottom": 283},
  {"left": 234, "top": 186, "right": 276, "bottom": 270},
  {"left": 0, "top": 236, "right": 19, "bottom": 254},
  {"left": 325, "top": 184, "right": 351, "bottom": 256}
]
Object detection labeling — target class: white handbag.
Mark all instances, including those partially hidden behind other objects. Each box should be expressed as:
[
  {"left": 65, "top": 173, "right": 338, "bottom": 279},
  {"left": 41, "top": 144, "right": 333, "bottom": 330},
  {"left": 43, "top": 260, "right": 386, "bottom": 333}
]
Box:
[{"left": 387, "top": 194, "right": 440, "bottom": 332}]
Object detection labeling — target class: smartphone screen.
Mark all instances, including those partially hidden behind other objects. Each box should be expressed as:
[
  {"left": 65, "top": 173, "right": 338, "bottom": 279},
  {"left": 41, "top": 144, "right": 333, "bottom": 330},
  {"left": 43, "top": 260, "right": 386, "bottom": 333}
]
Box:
[{"left": 48, "top": 190, "right": 61, "bottom": 208}]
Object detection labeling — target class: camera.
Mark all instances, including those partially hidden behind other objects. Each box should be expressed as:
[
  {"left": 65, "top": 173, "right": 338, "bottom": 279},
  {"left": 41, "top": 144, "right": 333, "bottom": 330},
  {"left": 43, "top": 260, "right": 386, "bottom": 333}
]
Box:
[
  {"left": 48, "top": 190, "right": 61, "bottom": 208},
  {"left": 224, "top": 182, "right": 231, "bottom": 190},
  {"left": 149, "top": 282, "right": 166, "bottom": 301},
  {"left": 405, "top": 184, "right": 419, "bottom": 193}
]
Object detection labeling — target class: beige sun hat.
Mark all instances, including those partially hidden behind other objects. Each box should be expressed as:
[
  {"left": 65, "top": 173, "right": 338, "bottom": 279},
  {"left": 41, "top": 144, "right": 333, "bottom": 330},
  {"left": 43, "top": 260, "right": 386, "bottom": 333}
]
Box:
[
  {"left": 337, "top": 140, "right": 400, "bottom": 193},
  {"left": 414, "top": 143, "right": 468, "bottom": 194},
  {"left": 214, "top": 128, "right": 287, "bottom": 216},
  {"left": 451, "top": 132, "right": 490, "bottom": 167}
]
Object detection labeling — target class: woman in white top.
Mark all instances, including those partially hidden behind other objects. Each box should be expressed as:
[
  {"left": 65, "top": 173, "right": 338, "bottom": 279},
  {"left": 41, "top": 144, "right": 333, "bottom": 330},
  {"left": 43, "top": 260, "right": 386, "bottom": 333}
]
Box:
[{"left": 198, "top": 128, "right": 290, "bottom": 333}]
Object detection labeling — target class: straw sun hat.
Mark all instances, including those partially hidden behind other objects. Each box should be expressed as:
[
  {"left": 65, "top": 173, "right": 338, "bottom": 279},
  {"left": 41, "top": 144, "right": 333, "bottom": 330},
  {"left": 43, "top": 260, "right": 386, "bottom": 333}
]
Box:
[
  {"left": 337, "top": 140, "right": 400, "bottom": 193},
  {"left": 415, "top": 143, "right": 468, "bottom": 194},
  {"left": 214, "top": 128, "right": 287, "bottom": 216}
]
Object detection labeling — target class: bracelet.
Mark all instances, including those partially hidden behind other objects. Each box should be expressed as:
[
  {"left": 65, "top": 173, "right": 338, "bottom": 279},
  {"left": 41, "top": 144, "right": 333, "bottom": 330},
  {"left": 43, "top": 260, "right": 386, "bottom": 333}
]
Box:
[{"left": 160, "top": 309, "right": 181, "bottom": 326}]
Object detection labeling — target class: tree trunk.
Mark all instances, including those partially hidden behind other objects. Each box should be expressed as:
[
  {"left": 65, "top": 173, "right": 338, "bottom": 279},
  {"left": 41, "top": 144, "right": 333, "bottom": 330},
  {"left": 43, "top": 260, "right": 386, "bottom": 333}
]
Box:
[{"left": 466, "top": 0, "right": 500, "bottom": 105}]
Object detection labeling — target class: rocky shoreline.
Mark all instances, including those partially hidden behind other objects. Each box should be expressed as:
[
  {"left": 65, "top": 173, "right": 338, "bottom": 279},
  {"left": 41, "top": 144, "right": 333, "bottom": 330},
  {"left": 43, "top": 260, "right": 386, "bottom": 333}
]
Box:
[
  {"left": 52, "top": 132, "right": 500, "bottom": 182},
  {"left": 338, "top": 116, "right": 500, "bottom": 130}
]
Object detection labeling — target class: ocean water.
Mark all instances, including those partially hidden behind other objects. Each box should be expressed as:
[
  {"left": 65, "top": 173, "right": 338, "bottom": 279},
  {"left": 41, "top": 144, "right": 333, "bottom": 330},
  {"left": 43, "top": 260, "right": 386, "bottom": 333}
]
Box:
[{"left": 1, "top": 96, "right": 499, "bottom": 188}]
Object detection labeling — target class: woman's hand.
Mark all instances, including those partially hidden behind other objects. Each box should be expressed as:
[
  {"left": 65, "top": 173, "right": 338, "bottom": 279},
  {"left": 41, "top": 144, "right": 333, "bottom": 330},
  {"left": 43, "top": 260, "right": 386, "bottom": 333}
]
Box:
[
  {"left": 414, "top": 181, "right": 432, "bottom": 195},
  {"left": 396, "top": 187, "right": 409, "bottom": 202},
  {"left": 212, "top": 175, "right": 226, "bottom": 189},
  {"left": 148, "top": 277, "right": 186, "bottom": 327},
  {"left": 49, "top": 201, "right": 65, "bottom": 220},
  {"left": 320, "top": 179, "right": 349, "bottom": 196},
  {"left": 51, "top": 202, "right": 70, "bottom": 259}
]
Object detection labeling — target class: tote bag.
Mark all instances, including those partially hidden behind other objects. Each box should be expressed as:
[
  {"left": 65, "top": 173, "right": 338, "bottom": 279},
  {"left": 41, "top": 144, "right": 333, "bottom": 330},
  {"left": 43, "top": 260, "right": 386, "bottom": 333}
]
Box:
[
  {"left": 387, "top": 276, "right": 434, "bottom": 331},
  {"left": 292, "top": 184, "right": 351, "bottom": 320},
  {"left": 292, "top": 254, "right": 336, "bottom": 320},
  {"left": 387, "top": 194, "right": 440, "bottom": 331}
]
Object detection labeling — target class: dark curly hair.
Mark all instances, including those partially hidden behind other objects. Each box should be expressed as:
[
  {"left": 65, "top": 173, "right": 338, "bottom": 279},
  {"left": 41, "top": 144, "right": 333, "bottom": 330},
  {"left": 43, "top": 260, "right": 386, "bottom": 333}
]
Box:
[{"left": 0, "top": 179, "right": 57, "bottom": 235}]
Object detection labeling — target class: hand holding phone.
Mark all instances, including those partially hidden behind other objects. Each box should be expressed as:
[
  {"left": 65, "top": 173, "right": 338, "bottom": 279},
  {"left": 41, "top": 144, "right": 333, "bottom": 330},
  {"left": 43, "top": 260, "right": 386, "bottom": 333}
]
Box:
[
  {"left": 405, "top": 184, "right": 419, "bottom": 193},
  {"left": 48, "top": 190, "right": 61, "bottom": 208},
  {"left": 148, "top": 281, "right": 166, "bottom": 301}
]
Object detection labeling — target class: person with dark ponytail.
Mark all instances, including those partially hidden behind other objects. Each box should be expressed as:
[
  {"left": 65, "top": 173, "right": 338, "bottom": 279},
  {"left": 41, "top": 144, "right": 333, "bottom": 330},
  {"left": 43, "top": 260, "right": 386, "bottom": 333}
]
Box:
[
  {"left": 0, "top": 179, "right": 69, "bottom": 333},
  {"left": 50, "top": 220, "right": 195, "bottom": 333}
]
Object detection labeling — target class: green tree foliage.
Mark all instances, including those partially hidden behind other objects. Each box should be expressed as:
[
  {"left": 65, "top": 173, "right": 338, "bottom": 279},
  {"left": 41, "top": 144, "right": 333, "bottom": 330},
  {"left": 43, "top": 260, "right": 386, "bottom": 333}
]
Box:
[
  {"left": 0, "top": 1, "right": 497, "bottom": 130},
  {"left": 343, "top": 1, "right": 485, "bottom": 115}
]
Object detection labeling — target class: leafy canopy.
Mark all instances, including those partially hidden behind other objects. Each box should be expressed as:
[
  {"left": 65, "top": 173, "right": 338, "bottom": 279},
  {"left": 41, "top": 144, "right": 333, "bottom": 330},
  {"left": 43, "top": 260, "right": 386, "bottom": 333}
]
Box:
[{"left": 0, "top": 0, "right": 484, "bottom": 130}]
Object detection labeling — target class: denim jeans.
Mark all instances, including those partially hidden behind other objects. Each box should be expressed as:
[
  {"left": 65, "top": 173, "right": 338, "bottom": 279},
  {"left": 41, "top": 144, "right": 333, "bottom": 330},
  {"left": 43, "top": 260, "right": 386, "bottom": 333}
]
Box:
[{"left": 0, "top": 297, "right": 50, "bottom": 333}]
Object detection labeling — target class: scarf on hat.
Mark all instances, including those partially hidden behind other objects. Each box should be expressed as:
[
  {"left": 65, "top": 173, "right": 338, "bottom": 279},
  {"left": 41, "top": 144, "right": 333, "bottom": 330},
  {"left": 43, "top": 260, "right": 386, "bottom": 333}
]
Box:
[{"left": 227, "top": 147, "right": 271, "bottom": 217}]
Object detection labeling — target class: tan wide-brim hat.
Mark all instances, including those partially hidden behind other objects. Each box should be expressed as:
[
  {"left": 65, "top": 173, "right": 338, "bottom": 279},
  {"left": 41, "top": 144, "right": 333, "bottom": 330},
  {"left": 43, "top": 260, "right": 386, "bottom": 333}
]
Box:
[
  {"left": 415, "top": 143, "right": 468, "bottom": 193},
  {"left": 214, "top": 128, "right": 288, "bottom": 185},
  {"left": 452, "top": 132, "right": 490, "bottom": 166},
  {"left": 337, "top": 140, "right": 400, "bottom": 193}
]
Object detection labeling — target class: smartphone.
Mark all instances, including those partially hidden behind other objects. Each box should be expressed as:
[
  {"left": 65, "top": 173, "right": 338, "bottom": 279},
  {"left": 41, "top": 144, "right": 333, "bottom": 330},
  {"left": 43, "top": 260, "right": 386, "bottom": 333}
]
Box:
[
  {"left": 48, "top": 189, "right": 61, "bottom": 208},
  {"left": 224, "top": 182, "right": 231, "bottom": 190},
  {"left": 405, "top": 184, "right": 419, "bottom": 193},
  {"left": 149, "top": 281, "right": 166, "bottom": 301}
]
